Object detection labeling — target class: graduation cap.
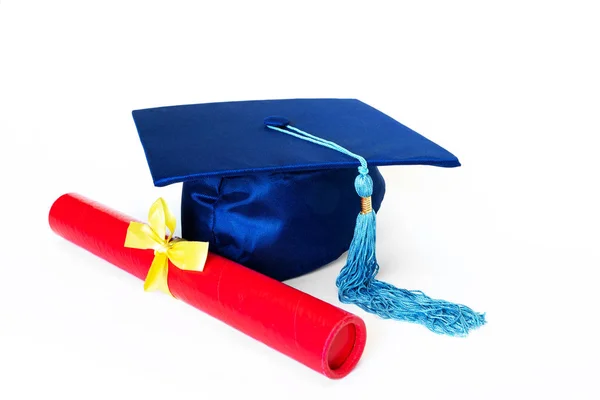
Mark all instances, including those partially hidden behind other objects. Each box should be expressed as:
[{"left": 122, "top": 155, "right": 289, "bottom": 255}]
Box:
[{"left": 132, "top": 98, "right": 485, "bottom": 336}]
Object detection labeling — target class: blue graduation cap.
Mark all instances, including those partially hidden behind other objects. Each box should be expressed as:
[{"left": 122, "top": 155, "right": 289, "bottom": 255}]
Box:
[{"left": 132, "top": 98, "right": 485, "bottom": 336}]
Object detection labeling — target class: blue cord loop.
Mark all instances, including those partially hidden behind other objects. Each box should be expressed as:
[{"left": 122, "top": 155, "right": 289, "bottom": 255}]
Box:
[
  {"left": 265, "top": 118, "right": 486, "bottom": 336},
  {"left": 355, "top": 174, "right": 373, "bottom": 198},
  {"left": 266, "top": 122, "right": 373, "bottom": 200}
]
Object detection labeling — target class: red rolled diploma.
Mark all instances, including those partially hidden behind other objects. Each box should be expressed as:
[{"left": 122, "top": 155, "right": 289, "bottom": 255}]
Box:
[{"left": 49, "top": 193, "right": 366, "bottom": 379}]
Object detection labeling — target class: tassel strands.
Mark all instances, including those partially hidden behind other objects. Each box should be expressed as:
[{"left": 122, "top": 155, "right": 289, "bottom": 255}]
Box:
[{"left": 337, "top": 168, "right": 486, "bottom": 336}]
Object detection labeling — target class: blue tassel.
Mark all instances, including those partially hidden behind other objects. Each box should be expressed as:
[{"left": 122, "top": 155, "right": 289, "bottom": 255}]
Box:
[
  {"left": 265, "top": 120, "right": 486, "bottom": 337},
  {"left": 336, "top": 172, "right": 486, "bottom": 336}
]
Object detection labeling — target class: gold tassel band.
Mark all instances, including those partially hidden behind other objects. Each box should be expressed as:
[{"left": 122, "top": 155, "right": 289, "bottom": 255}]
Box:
[{"left": 360, "top": 196, "right": 373, "bottom": 214}]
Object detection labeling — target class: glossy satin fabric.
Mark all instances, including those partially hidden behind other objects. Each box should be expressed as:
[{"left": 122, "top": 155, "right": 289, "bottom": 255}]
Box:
[
  {"left": 131, "top": 98, "right": 461, "bottom": 281},
  {"left": 181, "top": 167, "right": 386, "bottom": 281}
]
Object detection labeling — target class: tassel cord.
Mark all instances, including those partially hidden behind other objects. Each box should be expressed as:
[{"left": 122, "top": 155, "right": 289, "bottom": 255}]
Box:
[{"left": 266, "top": 122, "right": 486, "bottom": 336}]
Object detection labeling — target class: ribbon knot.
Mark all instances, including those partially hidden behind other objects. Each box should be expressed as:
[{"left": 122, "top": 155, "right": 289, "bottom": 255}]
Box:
[
  {"left": 124, "top": 198, "right": 209, "bottom": 296},
  {"left": 155, "top": 243, "right": 169, "bottom": 254}
]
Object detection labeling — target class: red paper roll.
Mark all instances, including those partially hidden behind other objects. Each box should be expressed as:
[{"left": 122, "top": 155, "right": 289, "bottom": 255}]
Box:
[{"left": 49, "top": 193, "right": 366, "bottom": 379}]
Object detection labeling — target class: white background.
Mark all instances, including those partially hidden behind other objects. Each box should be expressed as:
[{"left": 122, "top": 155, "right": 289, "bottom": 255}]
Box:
[{"left": 1, "top": 1, "right": 599, "bottom": 399}]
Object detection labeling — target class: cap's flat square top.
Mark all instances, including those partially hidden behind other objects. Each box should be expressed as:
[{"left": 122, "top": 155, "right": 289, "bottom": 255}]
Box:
[{"left": 132, "top": 98, "right": 460, "bottom": 186}]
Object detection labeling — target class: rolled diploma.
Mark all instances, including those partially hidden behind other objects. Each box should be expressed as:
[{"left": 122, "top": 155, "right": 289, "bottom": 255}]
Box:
[{"left": 48, "top": 193, "right": 366, "bottom": 379}]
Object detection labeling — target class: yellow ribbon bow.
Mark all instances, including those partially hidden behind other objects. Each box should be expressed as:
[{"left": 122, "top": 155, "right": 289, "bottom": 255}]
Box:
[{"left": 124, "top": 198, "right": 209, "bottom": 296}]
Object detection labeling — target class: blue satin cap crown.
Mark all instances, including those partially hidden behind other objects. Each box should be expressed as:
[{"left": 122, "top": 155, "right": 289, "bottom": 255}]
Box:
[{"left": 132, "top": 98, "right": 460, "bottom": 281}]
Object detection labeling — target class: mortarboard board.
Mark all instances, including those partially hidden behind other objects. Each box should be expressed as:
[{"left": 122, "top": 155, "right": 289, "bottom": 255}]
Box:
[{"left": 132, "top": 98, "right": 485, "bottom": 336}]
